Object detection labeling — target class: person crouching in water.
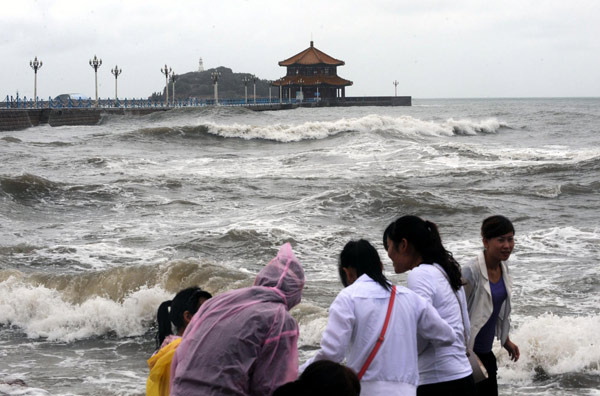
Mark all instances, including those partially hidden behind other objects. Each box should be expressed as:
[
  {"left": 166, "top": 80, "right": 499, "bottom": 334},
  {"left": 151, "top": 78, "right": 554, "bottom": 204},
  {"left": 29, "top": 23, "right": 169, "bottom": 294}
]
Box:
[
  {"left": 170, "top": 243, "right": 305, "bottom": 396},
  {"left": 147, "top": 287, "right": 212, "bottom": 396},
  {"left": 301, "top": 239, "right": 456, "bottom": 396}
]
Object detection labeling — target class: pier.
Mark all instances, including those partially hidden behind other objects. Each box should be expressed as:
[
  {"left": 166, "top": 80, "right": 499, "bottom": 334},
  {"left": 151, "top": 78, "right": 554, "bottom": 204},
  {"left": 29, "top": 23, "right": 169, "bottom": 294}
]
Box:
[{"left": 0, "top": 95, "right": 411, "bottom": 132}]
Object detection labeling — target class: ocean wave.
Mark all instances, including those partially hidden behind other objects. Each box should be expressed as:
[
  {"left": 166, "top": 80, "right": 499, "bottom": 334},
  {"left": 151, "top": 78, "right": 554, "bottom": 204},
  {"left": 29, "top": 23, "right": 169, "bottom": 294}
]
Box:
[
  {"left": 116, "top": 114, "right": 508, "bottom": 143},
  {"left": 0, "top": 173, "right": 61, "bottom": 201},
  {"left": 0, "top": 173, "right": 124, "bottom": 205},
  {"left": 0, "top": 260, "right": 253, "bottom": 341},
  {"left": 500, "top": 313, "right": 600, "bottom": 382},
  {"left": 1, "top": 136, "right": 22, "bottom": 143}
]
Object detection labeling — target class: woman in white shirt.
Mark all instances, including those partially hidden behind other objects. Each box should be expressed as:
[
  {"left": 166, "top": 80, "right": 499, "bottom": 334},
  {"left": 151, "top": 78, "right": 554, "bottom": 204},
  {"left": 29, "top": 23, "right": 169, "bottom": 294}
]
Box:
[
  {"left": 384, "top": 216, "right": 476, "bottom": 396},
  {"left": 301, "top": 239, "right": 457, "bottom": 396}
]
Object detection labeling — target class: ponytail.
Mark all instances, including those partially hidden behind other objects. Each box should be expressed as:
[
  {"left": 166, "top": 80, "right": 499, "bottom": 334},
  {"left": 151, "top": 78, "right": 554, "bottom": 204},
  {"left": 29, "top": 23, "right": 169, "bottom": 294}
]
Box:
[
  {"left": 156, "top": 300, "right": 173, "bottom": 348},
  {"left": 385, "top": 215, "right": 463, "bottom": 291},
  {"left": 155, "top": 287, "right": 213, "bottom": 349}
]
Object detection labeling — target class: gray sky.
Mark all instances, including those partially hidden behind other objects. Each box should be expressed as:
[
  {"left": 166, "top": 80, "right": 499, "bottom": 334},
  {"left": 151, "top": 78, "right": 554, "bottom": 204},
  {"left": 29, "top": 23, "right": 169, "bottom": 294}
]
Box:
[{"left": 2, "top": 0, "right": 599, "bottom": 99}]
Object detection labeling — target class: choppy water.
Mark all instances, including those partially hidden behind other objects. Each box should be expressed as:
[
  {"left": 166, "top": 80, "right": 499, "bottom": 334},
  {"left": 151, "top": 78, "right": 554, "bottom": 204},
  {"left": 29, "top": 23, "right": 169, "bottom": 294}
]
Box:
[{"left": 1, "top": 98, "right": 599, "bottom": 395}]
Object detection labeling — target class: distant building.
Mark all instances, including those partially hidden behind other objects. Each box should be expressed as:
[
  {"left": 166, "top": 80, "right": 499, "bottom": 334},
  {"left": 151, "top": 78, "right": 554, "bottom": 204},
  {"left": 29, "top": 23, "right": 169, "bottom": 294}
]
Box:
[
  {"left": 198, "top": 57, "right": 204, "bottom": 72},
  {"left": 273, "top": 41, "right": 353, "bottom": 101}
]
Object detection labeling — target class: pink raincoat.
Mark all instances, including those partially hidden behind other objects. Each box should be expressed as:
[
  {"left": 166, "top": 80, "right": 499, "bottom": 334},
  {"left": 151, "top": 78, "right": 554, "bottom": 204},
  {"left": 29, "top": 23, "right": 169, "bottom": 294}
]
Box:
[{"left": 170, "top": 243, "right": 305, "bottom": 396}]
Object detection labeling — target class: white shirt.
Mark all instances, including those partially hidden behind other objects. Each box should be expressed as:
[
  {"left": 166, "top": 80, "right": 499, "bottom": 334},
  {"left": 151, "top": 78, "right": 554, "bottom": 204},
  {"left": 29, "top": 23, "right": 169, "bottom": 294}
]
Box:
[
  {"left": 301, "top": 275, "right": 457, "bottom": 396},
  {"left": 407, "top": 264, "right": 473, "bottom": 384}
]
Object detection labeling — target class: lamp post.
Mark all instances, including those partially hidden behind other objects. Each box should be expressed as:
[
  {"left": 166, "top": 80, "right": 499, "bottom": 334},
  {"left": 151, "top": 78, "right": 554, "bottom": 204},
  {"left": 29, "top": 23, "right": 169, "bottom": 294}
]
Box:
[
  {"left": 393, "top": 80, "right": 399, "bottom": 97},
  {"left": 211, "top": 70, "right": 221, "bottom": 105},
  {"left": 29, "top": 56, "right": 42, "bottom": 106},
  {"left": 89, "top": 55, "right": 102, "bottom": 107},
  {"left": 252, "top": 75, "right": 258, "bottom": 104},
  {"left": 111, "top": 65, "right": 122, "bottom": 106},
  {"left": 161, "top": 64, "right": 172, "bottom": 106},
  {"left": 170, "top": 72, "right": 178, "bottom": 106},
  {"left": 266, "top": 80, "right": 272, "bottom": 103},
  {"left": 242, "top": 76, "right": 250, "bottom": 104},
  {"left": 297, "top": 78, "right": 304, "bottom": 102}
]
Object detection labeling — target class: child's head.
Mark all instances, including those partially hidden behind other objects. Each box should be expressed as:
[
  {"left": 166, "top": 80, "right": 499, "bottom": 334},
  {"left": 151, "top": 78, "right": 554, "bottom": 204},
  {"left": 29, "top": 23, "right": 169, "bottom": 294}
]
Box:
[
  {"left": 273, "top": 360, "right": 360, "bottom": 396},
  {"left": 156, "top": 287, "right": 212, "bottom": 348}
]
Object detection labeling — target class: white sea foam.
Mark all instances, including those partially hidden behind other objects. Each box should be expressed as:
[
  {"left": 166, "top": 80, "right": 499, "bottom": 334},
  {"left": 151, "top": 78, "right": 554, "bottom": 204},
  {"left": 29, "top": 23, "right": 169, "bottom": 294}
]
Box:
[
  {"left": 499, "top": 314, "right": 600, "bottom": 383},
  {"left": 198, "top": 115, "right": 506, "bottom": 142},
  {"left": 0, "top": 276, "right": 170, "bottom": 341}
]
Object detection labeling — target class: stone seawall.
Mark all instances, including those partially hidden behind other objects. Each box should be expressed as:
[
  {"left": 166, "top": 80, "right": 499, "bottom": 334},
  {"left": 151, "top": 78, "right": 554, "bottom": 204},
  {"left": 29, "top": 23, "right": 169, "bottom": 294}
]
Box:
[{"left": 0, "top": 108, "right": 168, "bottom": 132}]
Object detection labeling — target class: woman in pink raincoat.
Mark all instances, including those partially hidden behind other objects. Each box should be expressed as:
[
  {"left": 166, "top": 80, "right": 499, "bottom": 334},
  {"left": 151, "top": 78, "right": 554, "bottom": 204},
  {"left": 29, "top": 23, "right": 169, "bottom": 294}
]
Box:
[{"left": 170, "top": 243, "right": 305, "bottom": 396}]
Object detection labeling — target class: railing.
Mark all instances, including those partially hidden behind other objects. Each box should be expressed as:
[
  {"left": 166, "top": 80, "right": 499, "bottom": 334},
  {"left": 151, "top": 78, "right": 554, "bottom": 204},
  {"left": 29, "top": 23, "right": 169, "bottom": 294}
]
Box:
[{"left": 1, "top": 95, "right": 318, "bottom": 110}]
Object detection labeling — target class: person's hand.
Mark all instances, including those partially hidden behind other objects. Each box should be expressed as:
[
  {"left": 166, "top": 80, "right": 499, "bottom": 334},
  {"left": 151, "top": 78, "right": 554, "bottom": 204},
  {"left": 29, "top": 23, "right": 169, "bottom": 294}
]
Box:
[{"left": 503, "top": 338, "right": 520, "bottom": 362}]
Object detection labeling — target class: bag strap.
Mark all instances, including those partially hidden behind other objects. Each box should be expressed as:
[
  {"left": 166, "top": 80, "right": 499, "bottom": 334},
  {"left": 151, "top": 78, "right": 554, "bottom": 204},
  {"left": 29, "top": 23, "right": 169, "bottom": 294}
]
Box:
[
  {"left": 432, "top": 265, "right": 469, "bottom": 355},
  {"left": 357, "top": 285, "right": 396, "bottom": 380}
]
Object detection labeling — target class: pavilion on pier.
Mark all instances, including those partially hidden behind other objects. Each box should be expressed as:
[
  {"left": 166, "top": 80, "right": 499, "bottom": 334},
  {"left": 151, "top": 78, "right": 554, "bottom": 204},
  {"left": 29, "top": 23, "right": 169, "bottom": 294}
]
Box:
[{"left": 272, "top": 41, "right": 353, "bottom": 101}]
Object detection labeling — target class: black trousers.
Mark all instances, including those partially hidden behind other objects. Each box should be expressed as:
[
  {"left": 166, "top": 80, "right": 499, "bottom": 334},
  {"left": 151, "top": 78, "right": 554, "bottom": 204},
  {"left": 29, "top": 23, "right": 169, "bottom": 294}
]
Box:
[
  {"left": 474, "top": 350, "right": 499, "bottom": 396},
  {"left": 417, "top": 374, "right": 476, "bottom": 396}
]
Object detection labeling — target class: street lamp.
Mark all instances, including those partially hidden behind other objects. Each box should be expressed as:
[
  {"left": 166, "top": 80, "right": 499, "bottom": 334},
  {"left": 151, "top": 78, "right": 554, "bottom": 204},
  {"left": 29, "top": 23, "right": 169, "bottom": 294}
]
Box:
[
  {"left": 89, "top": 55, "right": 102, "bottom": 107},
  {"left": 393, "top": 80, "right": 399, "bottom": 97},
  {"left": 111, "top": 65, "right": 122, "bottom": 106},
  {"left": 265, "top": 80, "right": 272, "bottom": 103},
  {"left": 252, "top": 75, "right": 258, "bottom": 104},
  {"left": 242, "top": 76, "right": 250, "bottom": 104},
  {"left": 161, "top": 64, "right": 172, "bottom": 106},
  {"left": 170, "top": 72, "right": 178, "bottom": 106},
  {"left": 29, "top": 56, "right": 42, "bottom": 106},
  {"left": 211, "top": 70, "right": 221, "bottom": 105},
  {"left": 297, "top": 78, "right": 304, "bottom": 102}
]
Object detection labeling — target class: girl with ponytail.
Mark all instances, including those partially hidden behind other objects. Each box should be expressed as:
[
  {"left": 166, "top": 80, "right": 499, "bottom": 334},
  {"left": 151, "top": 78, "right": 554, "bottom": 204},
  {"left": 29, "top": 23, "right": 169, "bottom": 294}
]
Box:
[
  {"left": 384, "top": 216, "right": 475, "bottom": 396},
  {"left": 147, "top": 287, "right": 212, "bottom": 396},
  {"left": 301, "top": 239, "right": 456, "bottom": 396}
]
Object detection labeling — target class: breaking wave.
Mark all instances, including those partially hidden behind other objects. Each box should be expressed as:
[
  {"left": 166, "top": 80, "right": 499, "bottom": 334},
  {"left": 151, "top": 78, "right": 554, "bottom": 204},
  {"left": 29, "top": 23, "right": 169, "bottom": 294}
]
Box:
[{"left": 119, "top": 115, "right": 508, "bottom": 143}]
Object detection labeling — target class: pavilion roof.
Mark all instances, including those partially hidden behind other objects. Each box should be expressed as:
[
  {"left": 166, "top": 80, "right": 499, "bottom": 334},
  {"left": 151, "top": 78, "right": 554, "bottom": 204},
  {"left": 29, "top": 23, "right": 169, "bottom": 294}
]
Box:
[
  {"left": 272, "top": 75, "right": 353, "bottom": 87},
  {"left": 279, "top": 41, "right": 345, "bottom": 66}
]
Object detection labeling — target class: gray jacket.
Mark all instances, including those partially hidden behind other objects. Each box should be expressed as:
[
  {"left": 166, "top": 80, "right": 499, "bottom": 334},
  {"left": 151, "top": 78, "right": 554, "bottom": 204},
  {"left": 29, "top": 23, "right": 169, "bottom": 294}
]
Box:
[{"left": 461, "top": 250, "right": 512, "bottom": 350}]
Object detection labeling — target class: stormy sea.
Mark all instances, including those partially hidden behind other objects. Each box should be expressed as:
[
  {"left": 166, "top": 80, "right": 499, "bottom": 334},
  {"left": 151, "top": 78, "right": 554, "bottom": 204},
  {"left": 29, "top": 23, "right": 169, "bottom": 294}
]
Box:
[{"left": 1, "top": 98, "right": 599, "bottom": 395}]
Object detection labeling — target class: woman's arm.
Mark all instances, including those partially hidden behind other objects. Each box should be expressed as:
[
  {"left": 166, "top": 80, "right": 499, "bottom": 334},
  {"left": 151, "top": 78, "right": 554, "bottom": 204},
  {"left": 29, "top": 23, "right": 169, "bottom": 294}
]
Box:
[{"left": 503, "top": 336, "right": 520, "bottom": 362}]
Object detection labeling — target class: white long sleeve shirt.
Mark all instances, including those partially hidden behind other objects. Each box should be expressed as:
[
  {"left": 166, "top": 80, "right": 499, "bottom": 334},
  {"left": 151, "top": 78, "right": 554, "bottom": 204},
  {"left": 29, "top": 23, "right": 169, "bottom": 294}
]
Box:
[
  {"left": 407, "top": 263, "right": 473, "bottom": 385},
  {"left": 300, "top": 275, "right": 457, "bottom": 396}
]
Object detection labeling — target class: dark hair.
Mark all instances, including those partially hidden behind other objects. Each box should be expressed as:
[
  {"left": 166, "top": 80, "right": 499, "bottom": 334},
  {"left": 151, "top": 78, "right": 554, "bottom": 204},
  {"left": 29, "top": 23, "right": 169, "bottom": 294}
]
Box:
[
  {"left": 384, "top": 215, "right": 463, "bottom": 291},
  {"left": 156, "top": 287, "right": 212, "bottom": 348},
  {"left": 339, "top": 239, "right": 390, "bottom": 291},
  {"left": 273, "top": 360, "right": 360, "bottom": 396},
  {"left": 481, "top": 215, "right": 515, "bottom": 239}
]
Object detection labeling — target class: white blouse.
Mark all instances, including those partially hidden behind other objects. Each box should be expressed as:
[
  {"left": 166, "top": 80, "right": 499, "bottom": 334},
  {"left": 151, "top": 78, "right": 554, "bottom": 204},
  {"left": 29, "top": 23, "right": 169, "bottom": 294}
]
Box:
[
  {"left": 407, "top": 263, "right": 473, "bottom": 384},
  {"left": 301, "top": 274, "right": 457, "bottom": 396}
]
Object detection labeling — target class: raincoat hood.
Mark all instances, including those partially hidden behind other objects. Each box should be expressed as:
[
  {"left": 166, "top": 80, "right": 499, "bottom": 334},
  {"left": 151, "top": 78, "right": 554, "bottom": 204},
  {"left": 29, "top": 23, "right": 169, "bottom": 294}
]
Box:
[{"left": 254, "top": 242, "right": 305, "bottom": 310}]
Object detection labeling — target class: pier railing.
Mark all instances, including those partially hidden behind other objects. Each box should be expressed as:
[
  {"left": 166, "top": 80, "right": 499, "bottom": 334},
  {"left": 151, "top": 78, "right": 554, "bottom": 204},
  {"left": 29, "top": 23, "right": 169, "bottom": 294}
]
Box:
[{"left": 1, "top": 95, "right": 315, "bottom": 110}]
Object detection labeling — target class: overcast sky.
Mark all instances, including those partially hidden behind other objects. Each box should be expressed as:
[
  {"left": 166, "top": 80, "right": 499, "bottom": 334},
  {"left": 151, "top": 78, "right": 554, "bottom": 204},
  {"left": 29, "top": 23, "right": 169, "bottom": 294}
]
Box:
[{"left": 2, "top": 0, "right": 599, "bottom": 99}]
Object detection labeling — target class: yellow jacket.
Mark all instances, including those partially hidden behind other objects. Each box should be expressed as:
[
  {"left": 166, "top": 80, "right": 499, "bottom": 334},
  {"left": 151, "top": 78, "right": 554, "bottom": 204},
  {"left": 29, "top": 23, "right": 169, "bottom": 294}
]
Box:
[{"left": 147, "top": 337, "right": 182, "bottom": 396}]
